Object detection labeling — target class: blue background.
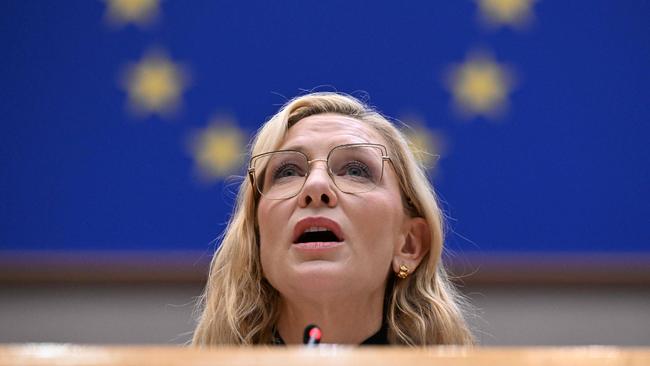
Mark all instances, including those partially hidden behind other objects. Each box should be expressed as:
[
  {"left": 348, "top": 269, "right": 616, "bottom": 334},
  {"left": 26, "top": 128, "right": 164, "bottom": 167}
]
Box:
[{"left": 1, "top": 1, "right": 648, "bottom": 257}]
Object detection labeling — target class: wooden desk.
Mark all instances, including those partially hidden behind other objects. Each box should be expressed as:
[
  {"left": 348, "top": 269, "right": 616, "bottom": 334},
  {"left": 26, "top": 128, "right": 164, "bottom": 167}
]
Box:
[{"left": 1, "top": 344, "right": 648, "bottom": 366}]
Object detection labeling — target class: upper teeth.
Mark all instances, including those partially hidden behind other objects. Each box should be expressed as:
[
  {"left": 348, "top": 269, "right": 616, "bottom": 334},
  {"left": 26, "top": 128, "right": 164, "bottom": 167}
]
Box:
[{"left": 304, "top": 227, "right": 329, "bottom": 233}]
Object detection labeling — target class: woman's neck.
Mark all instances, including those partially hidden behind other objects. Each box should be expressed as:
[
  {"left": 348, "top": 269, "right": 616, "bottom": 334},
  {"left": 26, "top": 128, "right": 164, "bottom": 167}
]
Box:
[{"left": 276, "top": 289, "right": 385, "bottom": 345}]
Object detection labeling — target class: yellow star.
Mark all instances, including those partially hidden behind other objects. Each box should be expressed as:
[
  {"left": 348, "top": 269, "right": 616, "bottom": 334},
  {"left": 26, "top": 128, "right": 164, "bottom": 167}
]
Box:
[
  {"left": 121, "top": 50, "right": 189, "bottom": 118},
  {"left": 104, "top": 0, "right": 160, "bottom": 27},
  {"left": 187, "top": 117, "right": 247, "bottom": 182},
  {"left": 477, "top": 0, "right": 536, "bottom": 28},
  {"left": 400, "top": 118, "right": 448, "bottom": 170},
  {"left": 446, "top": 51, "right": 515, "bottom": 119}
]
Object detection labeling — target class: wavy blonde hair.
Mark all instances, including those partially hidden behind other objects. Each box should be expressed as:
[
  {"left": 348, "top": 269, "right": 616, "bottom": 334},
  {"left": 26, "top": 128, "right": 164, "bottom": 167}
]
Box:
[{"left": 192, "top": 92, "right": 474, "bottom": 346}]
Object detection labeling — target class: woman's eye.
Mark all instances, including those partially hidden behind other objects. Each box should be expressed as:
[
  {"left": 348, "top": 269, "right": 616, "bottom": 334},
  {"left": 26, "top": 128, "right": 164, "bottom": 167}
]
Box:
[
  {"left": 341, "top": 162, "right": 371, "bottom": 178},
  {"left": 273, "top": 164, "right": 302, "bottom": 179}
]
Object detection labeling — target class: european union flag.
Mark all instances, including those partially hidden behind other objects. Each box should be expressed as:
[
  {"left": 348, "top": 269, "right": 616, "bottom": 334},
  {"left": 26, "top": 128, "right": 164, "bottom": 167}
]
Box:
[{"left": 1, "top": 1, "right": 648, "bottom": 282}]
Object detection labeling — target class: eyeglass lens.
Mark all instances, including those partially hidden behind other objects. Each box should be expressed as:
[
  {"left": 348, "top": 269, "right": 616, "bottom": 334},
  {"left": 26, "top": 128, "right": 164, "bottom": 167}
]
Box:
[{"left": 253, "top": 145, "right": 384, "bottom": 199}]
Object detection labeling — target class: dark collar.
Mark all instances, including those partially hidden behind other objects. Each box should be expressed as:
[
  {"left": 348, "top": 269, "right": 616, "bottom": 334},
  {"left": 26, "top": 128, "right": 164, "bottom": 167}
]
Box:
[{"left": 272, "top": 324, "right": 389, "bottom": 345}]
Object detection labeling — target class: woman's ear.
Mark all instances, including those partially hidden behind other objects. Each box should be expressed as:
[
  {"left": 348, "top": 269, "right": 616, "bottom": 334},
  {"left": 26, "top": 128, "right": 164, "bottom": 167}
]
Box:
[{"left": 392, "top": 217, "right": 430, "bottom": 273}]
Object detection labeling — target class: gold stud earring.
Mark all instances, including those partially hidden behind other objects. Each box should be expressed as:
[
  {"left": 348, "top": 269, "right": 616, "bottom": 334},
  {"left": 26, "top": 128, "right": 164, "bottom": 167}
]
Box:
[{"left": 397, "top": 264, "right": 409, "bottom": 279}]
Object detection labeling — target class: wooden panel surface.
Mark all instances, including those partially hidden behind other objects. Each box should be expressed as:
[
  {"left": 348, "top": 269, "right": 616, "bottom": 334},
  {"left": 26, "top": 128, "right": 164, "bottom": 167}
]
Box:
[
  {"left": 2, "top": 251, "right": 650, "bottom": 285},
  {"left": 1, "top": 344, "right": 648, "bottom": 366}
]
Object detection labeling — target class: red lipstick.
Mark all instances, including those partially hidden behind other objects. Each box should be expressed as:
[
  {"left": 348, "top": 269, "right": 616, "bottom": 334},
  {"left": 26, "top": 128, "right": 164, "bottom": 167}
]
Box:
[{"left": 292, "top": 217, "right": 345, "bottom": 244}]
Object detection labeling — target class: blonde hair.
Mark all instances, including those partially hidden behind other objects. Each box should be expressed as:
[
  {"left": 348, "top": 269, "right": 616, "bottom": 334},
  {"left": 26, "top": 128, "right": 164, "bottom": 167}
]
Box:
[{"left": 192, "top": 92, "right": 474, "bottom": 346}]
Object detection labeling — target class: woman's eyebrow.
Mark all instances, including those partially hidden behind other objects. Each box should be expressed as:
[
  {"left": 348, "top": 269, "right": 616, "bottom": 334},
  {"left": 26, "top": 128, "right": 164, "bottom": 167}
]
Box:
[
  {"left": 281, "top": 138, "right": 372, "bottom": 154},
  {"left": 280, "top": 144, "right": 307, "bottom": 152}
]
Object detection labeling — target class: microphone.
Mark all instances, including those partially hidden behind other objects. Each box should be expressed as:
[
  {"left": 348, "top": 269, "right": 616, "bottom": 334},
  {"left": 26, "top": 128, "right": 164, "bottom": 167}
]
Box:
[{"left": 303, "top": 324, "right": 322, "bottom": 346}]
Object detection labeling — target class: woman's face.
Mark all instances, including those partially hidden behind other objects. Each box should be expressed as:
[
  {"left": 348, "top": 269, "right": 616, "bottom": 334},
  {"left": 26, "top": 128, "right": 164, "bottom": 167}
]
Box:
[{"left": 257, "top": 114, "right": 413, "bottom": 301}]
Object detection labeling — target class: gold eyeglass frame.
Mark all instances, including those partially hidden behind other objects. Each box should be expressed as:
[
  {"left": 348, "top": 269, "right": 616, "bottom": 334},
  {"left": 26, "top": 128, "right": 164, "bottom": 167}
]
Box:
[{"left": 248, "top": 143, "right": 392, "bottom": 200}]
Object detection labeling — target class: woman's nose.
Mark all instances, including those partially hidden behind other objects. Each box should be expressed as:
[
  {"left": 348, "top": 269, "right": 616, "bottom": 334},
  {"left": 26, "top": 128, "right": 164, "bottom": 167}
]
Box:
[{"left": 297, "top": 161, "right": 338, "bottom": 208}]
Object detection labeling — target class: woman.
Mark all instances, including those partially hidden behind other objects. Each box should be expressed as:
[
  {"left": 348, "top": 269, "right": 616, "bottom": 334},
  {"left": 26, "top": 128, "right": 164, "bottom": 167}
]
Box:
[{"left": 192, "top": 92, "right": 473, "bottom": 345}]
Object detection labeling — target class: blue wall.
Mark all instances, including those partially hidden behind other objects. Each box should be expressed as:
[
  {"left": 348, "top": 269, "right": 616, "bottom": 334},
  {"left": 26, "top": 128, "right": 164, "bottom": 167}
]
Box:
[{"left": 1, "top": 1, "right": 648, "bottom": 257}]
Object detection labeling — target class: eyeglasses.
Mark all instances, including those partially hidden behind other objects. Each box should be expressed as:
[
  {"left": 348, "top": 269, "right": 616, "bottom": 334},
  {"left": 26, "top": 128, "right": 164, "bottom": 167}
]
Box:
[{"left": 248, "top": 143, "right": 391, "bottom": 200}]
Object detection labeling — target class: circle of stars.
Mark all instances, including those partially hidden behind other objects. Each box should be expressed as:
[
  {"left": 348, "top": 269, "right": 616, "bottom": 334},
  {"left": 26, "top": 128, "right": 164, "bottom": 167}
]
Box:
[
  {"left": 443, "top": 0, "right": 535, "bottom": 120},
  {"left": 106, "top": 1, "right": 247, "bottom": 184}
]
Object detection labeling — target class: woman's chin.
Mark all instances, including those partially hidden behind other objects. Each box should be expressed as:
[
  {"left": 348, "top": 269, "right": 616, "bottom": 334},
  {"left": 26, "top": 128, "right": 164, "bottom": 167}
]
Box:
[{"left": 287, "top": 261, "right": 354, "bottom": 292}]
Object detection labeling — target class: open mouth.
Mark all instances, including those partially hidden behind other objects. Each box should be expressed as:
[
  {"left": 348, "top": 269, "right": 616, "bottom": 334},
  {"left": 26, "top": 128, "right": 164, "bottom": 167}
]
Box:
[
  {"left": 295, "top": 227, "right": 343, "bottom": 244},
  {"left": 292, "top": 217, "right": 345, "bottom": 247}
]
